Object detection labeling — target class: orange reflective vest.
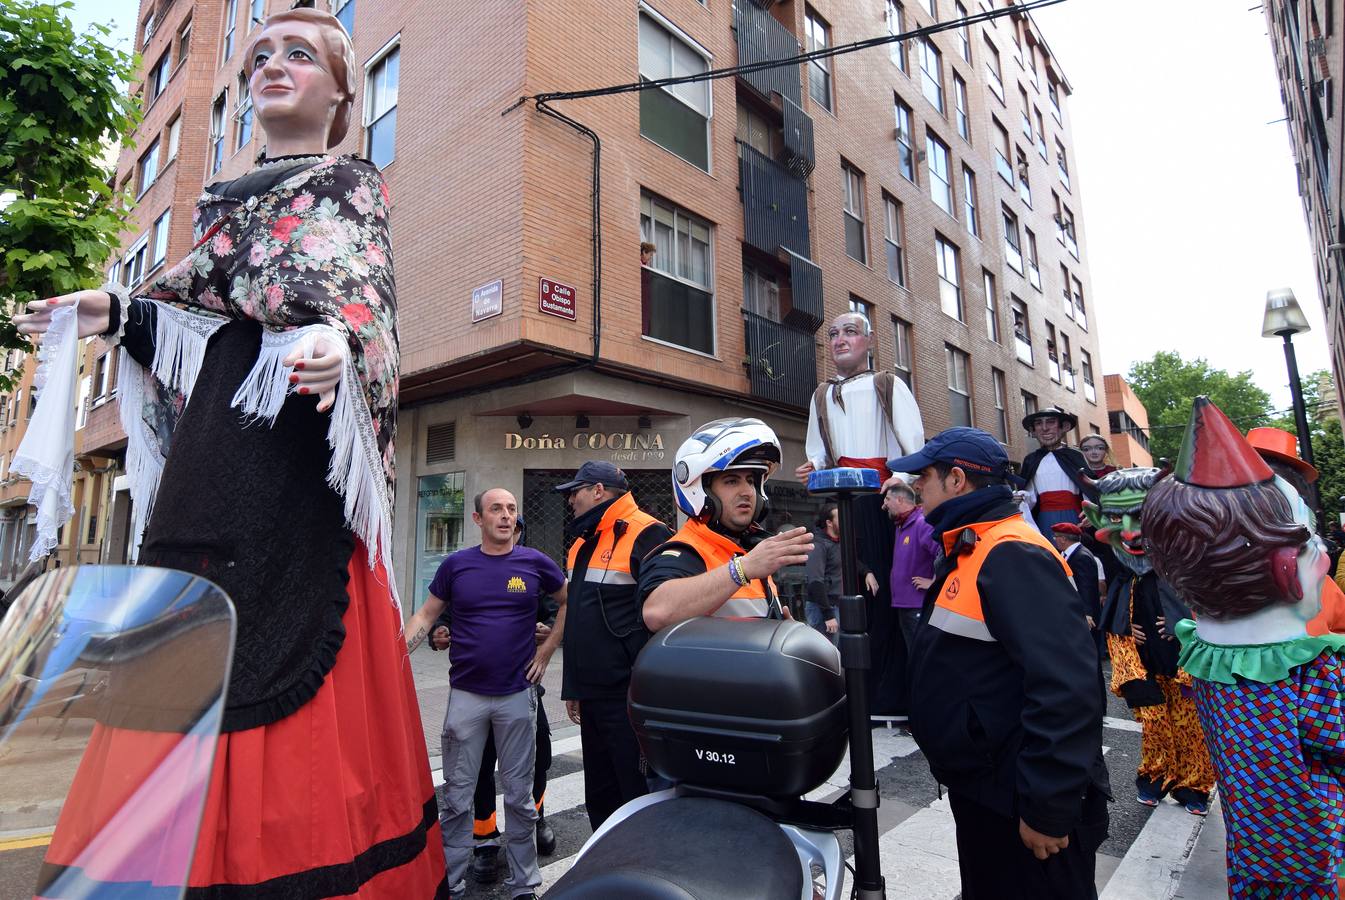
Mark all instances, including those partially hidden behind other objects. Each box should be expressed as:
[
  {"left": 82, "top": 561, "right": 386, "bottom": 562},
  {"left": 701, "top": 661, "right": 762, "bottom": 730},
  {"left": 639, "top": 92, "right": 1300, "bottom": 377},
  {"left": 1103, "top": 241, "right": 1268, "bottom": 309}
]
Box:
[
  {"left": 930, "top": 514, "right": 1073, "bottom": 642},
  {"left": 565, "top": 491, "right": 663, "bottom": 587},
  {"left": 662, "top": 518, "right": 776, "bottom": 618}
]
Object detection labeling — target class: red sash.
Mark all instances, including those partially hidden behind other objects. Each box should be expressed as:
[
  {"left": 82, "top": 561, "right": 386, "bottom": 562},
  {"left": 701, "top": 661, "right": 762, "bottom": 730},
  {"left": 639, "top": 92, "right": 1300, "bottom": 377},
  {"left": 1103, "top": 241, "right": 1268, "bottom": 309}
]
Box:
[
  {"left": 1038, "top": 490, "right": 1082, "bottom": 513},
  {"left": 838, "top": 456, "right": 892, "bottom": 482}
]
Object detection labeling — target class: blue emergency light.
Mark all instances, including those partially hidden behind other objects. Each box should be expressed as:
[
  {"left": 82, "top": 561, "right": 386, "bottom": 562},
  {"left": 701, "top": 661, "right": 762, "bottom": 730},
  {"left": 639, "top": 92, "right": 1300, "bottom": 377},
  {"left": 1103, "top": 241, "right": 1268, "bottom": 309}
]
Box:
[{"left": 806, "top": 466, "right": 882, "bottom": 495}]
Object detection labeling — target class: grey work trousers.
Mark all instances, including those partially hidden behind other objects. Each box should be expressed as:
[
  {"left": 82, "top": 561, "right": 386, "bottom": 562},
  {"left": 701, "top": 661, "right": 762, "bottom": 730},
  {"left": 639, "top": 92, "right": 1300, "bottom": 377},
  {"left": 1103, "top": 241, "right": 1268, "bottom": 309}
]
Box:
[{"left": 440, "top": 685, "right": 540, "bottom": 897}]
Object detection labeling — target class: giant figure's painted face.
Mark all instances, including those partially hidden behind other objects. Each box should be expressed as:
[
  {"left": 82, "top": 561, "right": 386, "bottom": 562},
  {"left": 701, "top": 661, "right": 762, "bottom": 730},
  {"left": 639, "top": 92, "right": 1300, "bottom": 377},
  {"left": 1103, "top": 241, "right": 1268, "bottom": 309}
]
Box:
[{"left": 1083, "top": 467, "right": 1166, "bottom": 575}]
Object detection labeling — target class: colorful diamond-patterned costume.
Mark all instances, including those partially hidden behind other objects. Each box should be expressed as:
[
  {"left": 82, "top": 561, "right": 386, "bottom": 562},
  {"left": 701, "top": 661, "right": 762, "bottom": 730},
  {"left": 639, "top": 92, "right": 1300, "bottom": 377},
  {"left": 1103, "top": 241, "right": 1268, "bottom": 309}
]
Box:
[{"left": 1178, "top": 623, "right": 1345, "bottom": 898}]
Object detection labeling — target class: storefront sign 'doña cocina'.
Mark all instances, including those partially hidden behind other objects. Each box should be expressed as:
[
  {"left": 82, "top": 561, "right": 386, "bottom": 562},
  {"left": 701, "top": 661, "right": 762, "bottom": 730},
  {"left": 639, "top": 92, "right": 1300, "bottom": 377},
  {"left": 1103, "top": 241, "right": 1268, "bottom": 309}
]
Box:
[{"left": 503, "top": 431, "right": 667, "bottom": 462}]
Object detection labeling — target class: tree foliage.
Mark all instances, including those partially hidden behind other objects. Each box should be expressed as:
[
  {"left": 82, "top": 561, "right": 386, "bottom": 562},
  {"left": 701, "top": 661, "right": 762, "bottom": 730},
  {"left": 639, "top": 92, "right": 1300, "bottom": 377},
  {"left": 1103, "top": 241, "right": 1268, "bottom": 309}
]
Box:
[
  {"left": 0, "top": 0, "right": 139, "bottom": 388},
  {"left": 1126, "top": 351, "right": 1276, "bottom": 464}
]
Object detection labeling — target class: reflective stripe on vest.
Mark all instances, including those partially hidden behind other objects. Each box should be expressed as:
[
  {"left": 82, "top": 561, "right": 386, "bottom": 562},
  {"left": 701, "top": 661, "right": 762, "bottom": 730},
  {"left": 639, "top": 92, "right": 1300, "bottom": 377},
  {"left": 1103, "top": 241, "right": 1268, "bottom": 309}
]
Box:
[
  {"left": 565, "top": 492, "right": 662, "bottom": 583},
  {"left": 932, "top": 514, "right": 1073, "bottom": 643},
  {"left": 664, "top": 518, "right": 775, "bottom": 617}
]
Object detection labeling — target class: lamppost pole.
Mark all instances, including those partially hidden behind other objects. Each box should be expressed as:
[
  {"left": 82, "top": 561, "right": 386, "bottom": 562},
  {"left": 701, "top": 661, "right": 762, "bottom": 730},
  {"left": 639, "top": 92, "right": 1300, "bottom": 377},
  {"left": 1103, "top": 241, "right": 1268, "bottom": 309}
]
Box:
[
  {"left": 1263, "top": 288, "right": 1320, "bottom": 517},
  {"left": 1279, "top": 331, "right": 1315, "bottom": 467}
]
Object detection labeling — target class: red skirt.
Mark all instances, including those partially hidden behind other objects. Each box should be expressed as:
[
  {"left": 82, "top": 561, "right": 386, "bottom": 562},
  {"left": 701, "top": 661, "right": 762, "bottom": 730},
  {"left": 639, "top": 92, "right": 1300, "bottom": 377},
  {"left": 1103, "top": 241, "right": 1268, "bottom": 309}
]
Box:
[{"left": 42, "top": 541, "right": 447, "bottom": 898}]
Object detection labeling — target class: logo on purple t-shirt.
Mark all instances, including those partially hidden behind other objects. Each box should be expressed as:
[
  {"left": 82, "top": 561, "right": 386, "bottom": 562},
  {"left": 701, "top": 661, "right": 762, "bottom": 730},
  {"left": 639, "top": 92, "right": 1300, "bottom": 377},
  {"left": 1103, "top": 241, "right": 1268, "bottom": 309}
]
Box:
[{"left": 429, "top": 545, "right": 565, "bottom": 696}]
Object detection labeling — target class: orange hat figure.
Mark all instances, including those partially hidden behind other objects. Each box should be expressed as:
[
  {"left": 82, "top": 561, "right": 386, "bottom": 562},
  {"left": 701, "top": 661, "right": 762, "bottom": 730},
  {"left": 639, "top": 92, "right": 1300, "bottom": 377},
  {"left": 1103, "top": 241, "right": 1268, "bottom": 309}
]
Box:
[{"left": 1145, "top": 398, "right": 1345, "bottom": 899}]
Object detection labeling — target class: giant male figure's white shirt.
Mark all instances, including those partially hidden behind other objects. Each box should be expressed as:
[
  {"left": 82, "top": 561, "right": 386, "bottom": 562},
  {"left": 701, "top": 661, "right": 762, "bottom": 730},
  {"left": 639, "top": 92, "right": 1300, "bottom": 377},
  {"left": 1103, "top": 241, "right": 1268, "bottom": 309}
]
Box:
[{"left": 804, "top": 372, "right": 925, "bottom": 469}]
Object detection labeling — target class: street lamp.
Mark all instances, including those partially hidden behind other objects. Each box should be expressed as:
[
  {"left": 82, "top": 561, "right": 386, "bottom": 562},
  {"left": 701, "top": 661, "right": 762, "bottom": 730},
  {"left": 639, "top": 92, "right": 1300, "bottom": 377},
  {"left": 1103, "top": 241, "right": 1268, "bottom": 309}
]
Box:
[{"left": 1262, "top": 288, "right": 1315, "bottom": 469}]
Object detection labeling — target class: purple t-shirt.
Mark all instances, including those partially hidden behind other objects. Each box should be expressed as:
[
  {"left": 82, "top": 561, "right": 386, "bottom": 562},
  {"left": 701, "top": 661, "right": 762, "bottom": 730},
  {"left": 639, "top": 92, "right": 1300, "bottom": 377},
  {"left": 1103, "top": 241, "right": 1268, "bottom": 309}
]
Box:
[
  {"left": 889, "top": 508, "right": 941, "bottom": 609},
  {"left": 429, "top": 545, "right": 565, "bottom": 696}
]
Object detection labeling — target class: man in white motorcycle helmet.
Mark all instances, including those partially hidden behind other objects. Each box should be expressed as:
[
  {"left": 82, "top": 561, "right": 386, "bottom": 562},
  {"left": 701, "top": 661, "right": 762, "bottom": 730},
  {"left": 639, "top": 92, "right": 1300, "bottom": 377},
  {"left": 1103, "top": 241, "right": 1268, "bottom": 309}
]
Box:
[{"left": 640, "top": 418, "right": 815, "bottom": 630}]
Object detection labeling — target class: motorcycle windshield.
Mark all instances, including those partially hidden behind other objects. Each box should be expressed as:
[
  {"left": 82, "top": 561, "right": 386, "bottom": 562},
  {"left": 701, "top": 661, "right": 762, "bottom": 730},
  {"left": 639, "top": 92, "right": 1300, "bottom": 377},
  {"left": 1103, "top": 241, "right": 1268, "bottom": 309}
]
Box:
[{"left": 0, "top": 566, "right": 235, "bottom": 900}]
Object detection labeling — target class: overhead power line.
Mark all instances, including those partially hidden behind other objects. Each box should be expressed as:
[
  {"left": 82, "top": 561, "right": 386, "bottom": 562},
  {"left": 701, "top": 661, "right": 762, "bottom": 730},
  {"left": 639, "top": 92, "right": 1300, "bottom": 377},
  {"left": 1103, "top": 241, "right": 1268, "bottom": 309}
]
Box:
[{"left": 505, "top": 0, "right": 1068, "bottom": 113}]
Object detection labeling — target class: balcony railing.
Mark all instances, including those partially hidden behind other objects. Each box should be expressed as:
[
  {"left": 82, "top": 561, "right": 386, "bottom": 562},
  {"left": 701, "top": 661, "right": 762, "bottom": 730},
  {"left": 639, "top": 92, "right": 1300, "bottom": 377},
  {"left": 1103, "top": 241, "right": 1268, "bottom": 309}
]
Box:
[
  {"left": 740, "top": 143, "right": 810, "bottom": 258},
  {"left": 733, "top": 0, "right": 802, "bottom": 107},
  {"left": 1048, "top": 356, "right": 1061, "bottom": 383},
  {"left": 784, "top": 249, "right": 824, "bottom": 332},
  {"left": 743, "top": 311, "right": 817, "bottom": 409},
  {"left": 995, "top": 151, "right": 1014, "bottom": 185},
  {"left": 1076, "top": 307, "right": 1088, "bottom": 330},
  {"left": 1083, "top": 379, "right": 1097, "bottom": 403},
  {"left": 1014, "top": 334, "right": 1033, "bottom": 366},
  {"left": 1063, "top": 366, "right": 1077, "bottom": 392},
  {"left": 781, "top": 96, "right": 816, "bottom": 178},
  {"left": 1062, "top": 289, "right": 1074, "bottom": 319}
]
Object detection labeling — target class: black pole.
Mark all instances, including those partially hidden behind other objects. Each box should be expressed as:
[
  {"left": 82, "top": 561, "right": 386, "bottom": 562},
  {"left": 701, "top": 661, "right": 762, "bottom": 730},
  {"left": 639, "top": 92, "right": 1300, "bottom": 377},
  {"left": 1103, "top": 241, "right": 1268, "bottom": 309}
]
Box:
[
  {"left": 1281, "top": 332, "right": 1323, "bottom": 518},
  {"left": 835, "top": 492, "right": 886, "bottom": 900}
]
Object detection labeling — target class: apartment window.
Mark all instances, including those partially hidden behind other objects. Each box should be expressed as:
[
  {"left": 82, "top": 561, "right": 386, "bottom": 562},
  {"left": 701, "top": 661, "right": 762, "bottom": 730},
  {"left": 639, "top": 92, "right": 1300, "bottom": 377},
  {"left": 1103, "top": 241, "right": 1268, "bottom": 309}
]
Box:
[
  {"left": 178, "top": 21, "right": 191, "bottom": 63},
  {"left": 640, "top": 192, "right": 715, "bottom": 355},
  {"left": 946, "top": 345, "right": 972, "bottom": 427},
  {"left": 1055, "top": 139, "right": 1071, "bottom": 190},
  {"left": 935, "top": 234, "right": 962, "bottom": 320},
  {"left": 1011, "top": 296, "right": 1032, "bottom": 365},
  {"left": 1062, "top": 204, "right": 1079, "bottom": 257},
  {"left": 805, "top": 8, "right": 833, "bottom": 112},
  {"left": 235, "top": 73, "right": 254, "bottom": 150},
  {"left": 850, "top": 297, "right": 874, "bottom": 337},
  {"left": 954, "top": 2, "right": 971, "bottom": 56},
  {"left": 926, "top": 132, "right": 952, "bottom": 214},
  {"left": 1046, "top": 321, "right": 1060, "bottom": 382},
  {"left": 984, "top": 36, "right": 1004, "bottom": 101},
  {"left": 893, "top": 317, "right": 914, "bottom": 390},
  {"left": 209, "top": 91, "right": 227, "bottom": 174},
  {"left": 1061, "top": 334, "right": 1076, "bottom": 391},
  {"left": 166, "top": 114, "right": 182, "bottom": 161},
  {"left": 93, "top": 354, "right": 110, "bottom": 400},
  {"left": 124, "top": 235, "right": 149, "bottom": 288},
  {"left": 883, "top": 193, "right": 906, "bottom": 286},
  {"left": 736, "top": 103, "right": 779, "bottom": 158},
  {"left": 982, "top": 269, "right": 999, "bottom": 342},
  {"left": 1060, "top": 263, "right": 1073, "bottom": 319},
  {"left": 1081, "top": 349, "right": 1096, "bottom": 403},
  {"left": 962, "top": 166, "right": 978, "bottom": 237},
  {"left": 335, "top": 0, "right": 355, "bottom": 35},
  {"left": 222, "top": 0, "right": 238, "bottom": 62},
  {"left": 141, "top": 10, "right": 157, "bottom": 47},
  {"left": 639, "top": 14, "right": 710, "bottom": 169},
  {"left": 992, "top": 368, "right": 1009, "bottom": 441},
  {"left": 953, "top": 74, "right": 970, "bottom": 141},
  {"left": 1048, "top": 75, "right": 1062, "bottom": 120},
  {"left": 1018, "top": 85, "right": 1032, "bottom": 139},
  {"left": 136, "top": 138, "right": 160, "bottom": 195},
  {"left": 887, "top": 1, "right": 908, "bottom": 72},
  {"left": 1002, "top": 207, "right": 1022, "bottom": 273},
  {"left": 1073, "top": 276, "right": 1088, "bottom": 329},
  {"left": 76, "top": 375, "right": 90, "bottom": 430},
  {"left": 1025, "top": 228, "right": 1041, "bottom": 289},
  {"left": 919, "top": 38, "right": 944, "bottom": 113},
  {"left": 148, "top": 49, "right": 172, "bottom": 103},
  {"left": 366, "top": 43, "right": 400, "bottom": 169},
  {"left": 842, "top": 161, "right": 867, "bottom": 264},
  {"left": 1016, "top": 148, "right": 1032, "bottom": 206},
  {"left": 993, "top": 118, "right": 1013, "bottom": 184},
  {"left": 894, "top": 97, "right": 916, "bottom": 181},
  {"left": 1022, "top": 389, "right": 1038, "bottom": 418},
  {"left": 1034, "top": 107, "right": 1047, "bottom": 159},
  {"left": 742, "top": 264, "right": 781, "bottom": 322},
  {"left": 151, "top": 209, "right": 171, "bottom": 268},
  {"left": 926, "top": 0, "right": 937, "bottom": 16}
]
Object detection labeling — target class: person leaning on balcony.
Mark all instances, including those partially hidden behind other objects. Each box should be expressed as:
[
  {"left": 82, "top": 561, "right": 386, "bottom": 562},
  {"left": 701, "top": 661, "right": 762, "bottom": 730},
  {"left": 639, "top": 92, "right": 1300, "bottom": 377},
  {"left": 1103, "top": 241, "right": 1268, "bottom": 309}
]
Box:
[
  {"left": 640, "top": 242, "right": 656, "bottom": 335},
  {"left": 797, "top": 311, "right": 925, "bottom": 724}
]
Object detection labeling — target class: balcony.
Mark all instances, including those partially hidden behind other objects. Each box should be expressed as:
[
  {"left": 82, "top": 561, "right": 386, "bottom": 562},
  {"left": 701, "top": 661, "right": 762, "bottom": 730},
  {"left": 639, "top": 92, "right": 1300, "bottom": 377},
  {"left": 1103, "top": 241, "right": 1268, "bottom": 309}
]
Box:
[
  {"left": 783, "top": 249, "right": 824, "bottom": 332},
  {"left": 743, "top": 311, "right": 817, "bottom": 409},
  {"left": 781, "top": 96, "right": 815, "bottom": 178},
  {"left": 740, "top": 144, "right": 810, "bottom": 258},
  {"left": 733, "top": 0, "right": 802, "bottom": 107},
  {"left": 1014, "top": 333, "right": 1033, "bottom": 366}
]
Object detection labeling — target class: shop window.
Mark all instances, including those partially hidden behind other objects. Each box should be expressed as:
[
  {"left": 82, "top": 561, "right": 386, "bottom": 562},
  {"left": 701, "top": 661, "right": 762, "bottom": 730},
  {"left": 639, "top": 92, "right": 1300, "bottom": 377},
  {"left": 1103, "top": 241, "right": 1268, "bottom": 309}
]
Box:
[{"left": 414, "top": 471, "right": 465, "bottom": 612}]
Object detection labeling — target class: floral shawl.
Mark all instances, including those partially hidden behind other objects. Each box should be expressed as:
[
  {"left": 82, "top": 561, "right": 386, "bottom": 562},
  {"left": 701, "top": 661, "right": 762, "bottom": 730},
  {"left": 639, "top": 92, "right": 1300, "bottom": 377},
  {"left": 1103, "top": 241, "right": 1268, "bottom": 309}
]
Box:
[{"left": 108, "top": 156, "right": 399, "bottom": 595}]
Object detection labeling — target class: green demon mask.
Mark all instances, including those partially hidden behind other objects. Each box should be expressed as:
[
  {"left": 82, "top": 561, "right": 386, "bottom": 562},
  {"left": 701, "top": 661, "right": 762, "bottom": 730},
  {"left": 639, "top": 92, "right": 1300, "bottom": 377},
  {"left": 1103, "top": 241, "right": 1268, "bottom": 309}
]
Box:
[{"left": 1082, "top": 467, "right": 1168, "bottom": 575}]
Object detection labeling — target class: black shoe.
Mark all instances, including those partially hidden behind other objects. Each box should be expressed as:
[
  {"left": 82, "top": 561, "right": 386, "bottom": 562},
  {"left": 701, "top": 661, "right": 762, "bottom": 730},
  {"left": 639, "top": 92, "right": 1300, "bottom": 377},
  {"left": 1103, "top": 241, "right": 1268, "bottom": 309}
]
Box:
[
  {"left": 469, "top": 845, "right": 499, "bottom": 884},
  {"left": 537, "top": 814, "right": 557, "bottom": 856}
]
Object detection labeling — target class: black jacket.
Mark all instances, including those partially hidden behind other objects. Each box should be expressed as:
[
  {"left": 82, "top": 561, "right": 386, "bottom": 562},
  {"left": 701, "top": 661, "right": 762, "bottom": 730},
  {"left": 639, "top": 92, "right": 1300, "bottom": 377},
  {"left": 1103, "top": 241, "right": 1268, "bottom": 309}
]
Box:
[
  {"left": 1099, "top": 567, "right": 1191, "bottom": 707},
  {"left": 1066, "top": 544, "right": 1102, "bottom": 623},
  {"left": 908, "top": 489, "right": 1109, "bottom": 838}
]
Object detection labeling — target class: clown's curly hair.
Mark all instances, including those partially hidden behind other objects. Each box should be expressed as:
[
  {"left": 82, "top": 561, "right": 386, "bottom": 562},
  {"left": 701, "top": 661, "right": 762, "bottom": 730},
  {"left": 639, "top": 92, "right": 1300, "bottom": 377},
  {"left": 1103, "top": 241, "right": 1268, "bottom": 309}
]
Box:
[{"left": 1144, "top": 477, "right": 1310, "bottom": 619}]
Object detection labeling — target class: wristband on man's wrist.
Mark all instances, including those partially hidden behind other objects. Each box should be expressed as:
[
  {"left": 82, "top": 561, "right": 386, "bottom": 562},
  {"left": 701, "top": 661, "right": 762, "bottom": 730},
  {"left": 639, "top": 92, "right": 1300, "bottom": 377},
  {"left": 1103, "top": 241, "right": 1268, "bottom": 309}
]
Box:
[{"left": 728, "top": 557, "right": 747, "bottom": 587}]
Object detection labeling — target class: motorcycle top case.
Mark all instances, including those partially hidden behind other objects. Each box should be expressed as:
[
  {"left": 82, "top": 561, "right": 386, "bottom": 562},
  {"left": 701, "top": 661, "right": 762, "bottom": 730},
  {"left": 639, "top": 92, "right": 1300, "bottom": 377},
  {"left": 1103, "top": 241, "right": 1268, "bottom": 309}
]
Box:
[{"left": 629, "top": 616, "right": 847, "bottom": 797}]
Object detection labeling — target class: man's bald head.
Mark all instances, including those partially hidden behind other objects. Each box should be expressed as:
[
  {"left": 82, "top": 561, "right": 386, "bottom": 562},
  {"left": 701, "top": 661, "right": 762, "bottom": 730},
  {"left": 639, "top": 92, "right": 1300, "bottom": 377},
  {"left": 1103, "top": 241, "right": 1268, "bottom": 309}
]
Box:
[{"left": 827, "top": 312, "right": 873, "bottom": 377}]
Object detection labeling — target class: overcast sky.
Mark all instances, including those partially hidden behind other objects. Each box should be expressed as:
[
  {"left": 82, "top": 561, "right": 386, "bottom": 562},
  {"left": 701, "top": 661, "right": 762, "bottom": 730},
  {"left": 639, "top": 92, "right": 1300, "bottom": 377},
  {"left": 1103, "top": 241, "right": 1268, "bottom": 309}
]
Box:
[{"left": 72, "top": 0, "right": 1329, "bottom": 410}]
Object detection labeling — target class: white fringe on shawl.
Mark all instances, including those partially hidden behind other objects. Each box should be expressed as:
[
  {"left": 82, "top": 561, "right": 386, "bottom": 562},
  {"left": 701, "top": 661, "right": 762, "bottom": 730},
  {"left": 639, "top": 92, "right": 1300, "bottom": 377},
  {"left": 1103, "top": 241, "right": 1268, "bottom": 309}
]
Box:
[
  {"left": 115, "top": 296, "right": 399, "bottom": 609},
  {"left": 12, "top": 303, "right": 80, "bottom": 563}
]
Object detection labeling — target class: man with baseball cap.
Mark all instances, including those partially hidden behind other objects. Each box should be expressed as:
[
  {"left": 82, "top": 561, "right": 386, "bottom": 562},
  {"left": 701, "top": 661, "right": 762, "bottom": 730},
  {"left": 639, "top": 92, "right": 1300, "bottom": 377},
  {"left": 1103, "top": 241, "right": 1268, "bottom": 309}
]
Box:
[
  {"left": 554, "top": 460, "right": 673, "bottom": 830},
  {"left": 890, "top": 427, "right": 1109, "bottom": 899}
]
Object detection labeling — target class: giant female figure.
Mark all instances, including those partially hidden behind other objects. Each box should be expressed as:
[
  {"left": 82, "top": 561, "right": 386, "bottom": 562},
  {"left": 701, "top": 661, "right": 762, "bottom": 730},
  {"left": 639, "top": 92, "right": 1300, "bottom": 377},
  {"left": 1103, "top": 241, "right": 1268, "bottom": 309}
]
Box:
[{"left": 16, "top": 10, "right": 448, "bottom": 897}]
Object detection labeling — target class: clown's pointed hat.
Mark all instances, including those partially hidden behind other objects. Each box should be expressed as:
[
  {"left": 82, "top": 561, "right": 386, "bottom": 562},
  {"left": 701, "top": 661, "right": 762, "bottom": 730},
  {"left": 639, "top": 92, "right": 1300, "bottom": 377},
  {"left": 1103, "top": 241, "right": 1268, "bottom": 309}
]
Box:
[{"left": 1174, "top": 396, "right": 1274, "bottom": 487}]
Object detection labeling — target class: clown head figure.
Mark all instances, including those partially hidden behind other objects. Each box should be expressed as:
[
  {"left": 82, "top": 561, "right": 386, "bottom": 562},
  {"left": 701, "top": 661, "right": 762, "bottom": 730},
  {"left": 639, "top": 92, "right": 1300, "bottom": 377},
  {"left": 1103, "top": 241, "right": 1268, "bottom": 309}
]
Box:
[
  {"left": 1144, "top": 397, "right": 1343, "bottom": 641},
  {"left": 1084, "top": 467, "right": 1167, "bottom": 576}
]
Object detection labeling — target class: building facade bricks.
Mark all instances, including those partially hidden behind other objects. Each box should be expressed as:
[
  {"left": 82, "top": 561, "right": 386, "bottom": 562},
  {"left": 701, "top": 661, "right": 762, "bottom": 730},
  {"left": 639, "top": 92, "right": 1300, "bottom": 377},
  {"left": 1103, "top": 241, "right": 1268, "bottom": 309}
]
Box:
[
  {"left": 10, "top": 0, "right": 1111, "bottom": 610},
  {"left": 1103, "top": 373, "right": 1152, "bottom": 468}
]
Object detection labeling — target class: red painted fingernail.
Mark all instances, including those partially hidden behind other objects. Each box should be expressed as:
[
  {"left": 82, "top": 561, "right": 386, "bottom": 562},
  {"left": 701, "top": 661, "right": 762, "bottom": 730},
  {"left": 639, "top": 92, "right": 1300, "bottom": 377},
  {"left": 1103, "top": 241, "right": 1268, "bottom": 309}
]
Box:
[
  {"left": 294, "top": 361, "right": 306, "bottom": 371},
  {"left": 298, "top": 386, "right": 309, "bottom": 395},
  {"left": 46, "top": 298, "right": 58, "bottom": 305},
  {"left": 289, "top": 373, "right": 300, "bottom": 384}
]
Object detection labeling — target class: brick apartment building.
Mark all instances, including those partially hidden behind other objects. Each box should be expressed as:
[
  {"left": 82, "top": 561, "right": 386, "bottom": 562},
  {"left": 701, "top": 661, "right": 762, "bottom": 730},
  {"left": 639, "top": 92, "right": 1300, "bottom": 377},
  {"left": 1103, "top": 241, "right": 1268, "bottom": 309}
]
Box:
[
  {"left": 0, "top": 0, "right": 1108, "bottom": 607},
  {"left": 1266, "top": 0, "right": 1345, "bottom": 410},
  {"left": 1102, "top": 374, "right": 1152, "bottom": 468}
]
